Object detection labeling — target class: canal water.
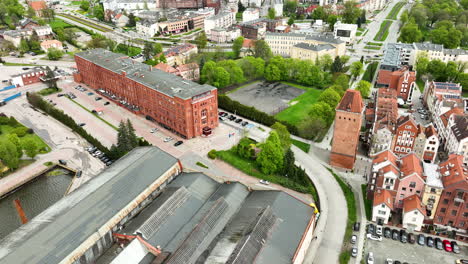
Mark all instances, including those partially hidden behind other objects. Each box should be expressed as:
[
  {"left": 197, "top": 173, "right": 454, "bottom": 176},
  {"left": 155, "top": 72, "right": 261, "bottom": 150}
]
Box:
[{"left": 0, "top": 168, "right": 73, "bottom": 239}]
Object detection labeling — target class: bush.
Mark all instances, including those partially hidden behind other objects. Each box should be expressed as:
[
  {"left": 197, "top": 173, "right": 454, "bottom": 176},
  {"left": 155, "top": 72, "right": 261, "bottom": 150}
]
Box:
[
  {"left": 8, "top": 116, "right": 20, "bottom": 127},
  {"left": 13, "top": 126, "right": 28, "bottom": 137},
  {"left": 208, "top": 149, "right": 217, "bottom": 159},
  {"left": 0, "top": 116, "right": 9, "bottom": 125},
  {"left": 27, "top": 128, "right": 34, "bottom": 134}
]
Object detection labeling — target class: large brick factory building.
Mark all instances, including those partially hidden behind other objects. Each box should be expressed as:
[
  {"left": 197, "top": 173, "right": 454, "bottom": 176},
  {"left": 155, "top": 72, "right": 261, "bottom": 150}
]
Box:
[{"left": 73, "top": 49, "right": 218, "bottom": 139}]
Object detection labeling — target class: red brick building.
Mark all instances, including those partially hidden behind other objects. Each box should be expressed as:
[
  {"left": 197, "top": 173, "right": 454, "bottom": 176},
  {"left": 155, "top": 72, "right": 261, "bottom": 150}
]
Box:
[
  {"left": 392, "top": 115, "right": 419, "bottom": 156},
  {"left": 376, "top": 66, "right": 416, "bottom": 104},
  {"left": 434, "top": 154, "right": 468, "bottom": 240},
  {"left": 73, "top": 49, "right": 218, "bottom": 139},
  {"left": 11, "top": 67, "right": 47, "bottom": 87},
  {"left": 330, "top": 89, "right": 364, "bottom": 169}
]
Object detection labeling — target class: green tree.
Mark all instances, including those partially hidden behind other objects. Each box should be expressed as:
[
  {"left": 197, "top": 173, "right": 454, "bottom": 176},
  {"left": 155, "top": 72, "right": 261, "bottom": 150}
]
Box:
[
  {"left": 284, "top": 1, "right": 297, "bottom": 14},
  {"left": 22, "top": 138, "right": 37, "bottom": 159},
  {"left": 142, "top": 41, "right": 154, "bottom": 60},
  {"left": 399, "top": 23, "right": 423, "bottom": 44},
  {"left": 271, "top": 122, "right": 291, "bottom": 151},
  {"left": 26, "top": 6, "right": 35, "bottom": 17},
  {"left": 445, "top": 61, "right": 459, "bottom": 82},
  {"left": 238, "top": 56, "right": 265, "bottom": 79},
  {"left": 253, "top": 40, "right": 272, "bottom": 61},
  {"left": 309, "top": 102, "right": 334, "bottom": 125},
  {"left": 0, "top": 139, "right": 19, "bottom": 170},
  {"left": 93, "top": 4, "right": 104, "bottom": 20},
  {"left": 217, "top": 60, "right": 245, "bottom": 85},
  {"left": 232, "top": 36, "right": 244, "bottom": 58},
  {"left": 116, "top": 120, "right": 130, "bottom": 154},
  {"left": 195, "top": 31, "right": 208, "bottom": 49},
  {"left": 126, "top": 119, "right": 138, "bottom": 149},
  {"left": 80, "top": 1, "right": 90, "bottom": 11},
  {"left": 201, "top": 61, "right": 216, "bottom": 84},
  {"left": 331, "top": 56, "right": 343, "bottom": 73},
  {"left": 154, "top": 43, "right": 163, "bottom": 54},
  {"left": 6, "top": 134, "right": 22, "bottom": 158},
  {"left": 268, "top": 8, "right": 276, "bottom": 19},
  {"left": 350, "top": 61, "right": 364, "bottom": 79},
  {"left": 312, "top": 6, "right": 329, "bottom": 20},
  {"left": 257, "top": 131, "right": 283, "bottom": 174},
  {"left": 159, "top": 53, "right": 167, "bottom": 63},
  {"left": 427, "top": 59, "right": 447, "bottom": 81},
  {"left": 327, "top": 14, "right": 339, "bottom": 30},
  {"left": 127, "top": 13, "right": 136, "bottom": 27},
  {"left": 298, "top": 117, "right": 327, "bottom": 140},
  {"left": 415, "top": 53, "right": 429, "bottom": 78},
  {"left": 287, "top": 17, "right": 295, "bottom": 26},
  {"left": 47, "top": 47, "right": 63, "bottom": 61},
  {"left": 237, "top": 137, "right": 255, "bottom": 159},
  {"left": 44, "top": 66, "right": 58, "bottom": 90},
  {"left": 19, "top": 37, "right": 29, "bottom": 53},
  {"left": 342, "top": 1, "right": 361, "bottom": 24},
  {"left": 355, "top": 80, "right": 371, "bottom": 98},
  {"left": 318, "top": 87, "right": 341, "bottom": 108},
  {"left": 55, "top": 27, "right": 65, "bottom": 42},
  {"left": 317, "top": 54, "right": 333, "bottom": 72},
  {"left": 334, "top": 73, "right": 350, "bottom": 90},
  {"left": 265, "top": 64, "right": 281, "bottom": 81}
]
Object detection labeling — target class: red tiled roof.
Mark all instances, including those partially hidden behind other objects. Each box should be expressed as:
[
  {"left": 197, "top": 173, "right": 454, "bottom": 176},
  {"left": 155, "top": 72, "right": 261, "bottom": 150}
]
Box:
[
  {"left": 305, "top": 5, "right": 319, "bottom": 13},
  {"left": 243, "top": 39, "right": 254, "bottom": 48},
  {"left": 336, "top": 89, "right": 363, "bottom": 113},
  {"left": 400, "top": 153, "right": 423, "bottom": 177},
  {"left": 439, "top": 154, "right": 468, "bottom": 188},
  {"left": 403, "top": 195, "right": 425, "bottom": 215},
  {"left": 373, "top": 150, "right": 398, "bottom": 166},
  {"left": 377, "top": 70, "right": 392, "bottom": 85},
  {"left": 177, "top": 63, "right": 198, "bottom": 72},
  {"left": 424, "top": 124, "right": 437, "bottom": 138},
  {"left": 30, "top": 1, "right": 46, "bottom": 11},
  {"left": 373, "top": 189, "right": 395, "bottom": 210},
  {"left": 154, "top": 63, "right": 178, "bottom": 74},
  {"left": 440, "top": 108, "right": 464, "bottom": 128}
]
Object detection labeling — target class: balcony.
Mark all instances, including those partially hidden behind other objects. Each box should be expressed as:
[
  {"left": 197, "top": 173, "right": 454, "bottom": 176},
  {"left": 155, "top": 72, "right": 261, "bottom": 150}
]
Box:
[{"left": 454, "top": 197, "right": 464, "bottom": 203}]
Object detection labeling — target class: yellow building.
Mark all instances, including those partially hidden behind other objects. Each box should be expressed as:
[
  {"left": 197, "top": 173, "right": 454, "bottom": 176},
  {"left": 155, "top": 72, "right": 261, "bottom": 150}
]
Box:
[
  {"left": 291, "top": 43, "right": 337, "bottom": 61},
  {"left": 421, "top": 163, "right": 444, "bottom": 219}
]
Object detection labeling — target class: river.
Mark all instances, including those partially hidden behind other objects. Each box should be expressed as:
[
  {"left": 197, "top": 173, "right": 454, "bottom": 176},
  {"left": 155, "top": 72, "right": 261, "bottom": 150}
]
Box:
[{"left": 0, "top": 168, "right": 73, "bottom": 238}]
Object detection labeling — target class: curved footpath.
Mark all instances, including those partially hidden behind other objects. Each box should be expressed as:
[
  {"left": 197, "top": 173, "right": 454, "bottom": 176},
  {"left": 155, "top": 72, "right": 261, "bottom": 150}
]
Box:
[{"left": 293, "top": 146, "right": 348, "bottom": 264}]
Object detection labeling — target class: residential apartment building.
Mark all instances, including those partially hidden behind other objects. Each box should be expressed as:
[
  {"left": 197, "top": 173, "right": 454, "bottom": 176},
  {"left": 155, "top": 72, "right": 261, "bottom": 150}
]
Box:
[
  {"left": 154, "top": 62, "right": 200, "bottom": 81},
  {"left": 423, "top": 81, "right": 463, "bottom": 116},
  {"left": 412, "top": 125, "right": 439, "bottom": 163},
  {"left": 209, "top": 27, "right": 241, "bottom": 42},
  {"left": 73, "top": 49, "right": 218, "bottom": 139},
  {"left": 242, "top": 7, "right": 260, "bottom": 23},
  {"left": 102, "top": 0, "right": 157, "bottom": 11},
  {"left": 434, "top": 154, "right": 468, "bottom": 240},
  {"left": 402, "top": 195, "right": 426, "bottom": 231},
  {"left": 204, "top": 11, "right": 236, "bottom": 34},
  {"left": 265, "top": 32, "right": 346, "bottom": 59},
  {"left": 445, "top": 114, "right": 468, "bottom": 165},
  {"left": 136, "top": 11, "right": 207, "bottom": 37},
  {"left": 40, "top": 39, "right": 62, "bottom": 51},
  {"left": 414, "top": 43, "right": 468, "bottom": 66},
  {"left": 392, "top": 116, "right": 419, "bottom": 156},
  {"left": 162, "top": 43, "right": 198, "bottom": 66},
  {"left": 11, "top": 67, "right": 47, "bottom": 87},
  {"left": 330, "top": 90, "right": 364, "bottom": 169},
  {"left": 372, "top": 189, "right": 395, "bottom": 225},
  {"left": 29, "top": 0, "right": 46, "bottom": 17},
  {"left": 376, "top": 66, "right": 416, "bottom": 104},
  {"left": 422, "top": 163, "right": 444, "bottom": 219}
]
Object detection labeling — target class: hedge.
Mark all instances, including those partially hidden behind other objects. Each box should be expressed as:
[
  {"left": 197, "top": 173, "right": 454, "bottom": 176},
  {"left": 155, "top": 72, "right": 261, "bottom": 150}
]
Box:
[
  {"left": 26, "top": 92, "right": 110, "bottom": 155},
  {"left": 218, "top": 95, "right": 299, "bottom": 136}
]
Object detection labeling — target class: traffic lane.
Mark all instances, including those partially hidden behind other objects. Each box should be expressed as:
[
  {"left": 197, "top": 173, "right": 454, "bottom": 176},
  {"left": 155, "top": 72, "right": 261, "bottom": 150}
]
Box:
[{"left": 51, "top": 94, "right": 118, "bottom": 148}]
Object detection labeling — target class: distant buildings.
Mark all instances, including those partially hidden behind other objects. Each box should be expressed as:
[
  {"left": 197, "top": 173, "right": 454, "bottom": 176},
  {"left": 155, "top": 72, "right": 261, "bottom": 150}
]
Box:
[
  {"left": 209, "top": 27, "right": 241, "bottom": 42},
  {"left": 376, "top": 66, "right": 416, "bottom": 104},
  {"left": 265, "top": 32, "right": 346, "bottom": 59},
  {"left": 290, "top": 43, "right": 337, "bottom": 61},
  {"left": 28, "top": 0, "right": 47, "bottom": 17},
  {"left": 1, "top": 25, "right": 53, "bottom": 47},
  {"left": 242, "top": 7, "right": 260, "bottom": 23},
  {"left": 163, "top": 43, "right": 198, "bottom": 66},
  {"left": 102, "top": 0, "right": 157, "bottom": 11},
  {"left": 0, "top": 147, "right": 317, "bottom": 264},
  {"left": 240, "top": 18, "right": 280, "bottom": 39},
  {"left": 11, "top": 67, "right": 47, "bottom": 87},
  {"left": 330, "top": 90, "right": 364, "bottom": 169},
  {"left": 154, "top": 62, "right": 200, "bottom": 81},
  {"left": 333, "top": 21, "right": 357, "bottom": 44},
  {"left": 73, "top": 49, "right": 217, "bottom": 139},
  {"left": 204, "top": 11, "right": 236, "bottom": 34},
  {"left": 40, "top": 39, "right": 63, "bottom": 52}
]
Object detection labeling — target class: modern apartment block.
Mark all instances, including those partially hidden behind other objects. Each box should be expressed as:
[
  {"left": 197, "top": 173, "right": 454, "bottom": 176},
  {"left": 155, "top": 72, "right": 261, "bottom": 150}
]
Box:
[
  {"left": 330, "top": 90, "right": 364, "bottom": 169},
  {"left": 73, "top": 49, "right": 218, "bottom": 139}
]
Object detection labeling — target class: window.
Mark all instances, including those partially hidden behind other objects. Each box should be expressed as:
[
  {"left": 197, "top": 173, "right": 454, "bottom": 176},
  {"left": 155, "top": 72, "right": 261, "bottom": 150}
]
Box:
[
  {"left": 381, "top": 204, "right": 385, "bottom": 208},
  {"left": 438, "top": 216, "right": 443, "bottom": 222},
  {"left": 378, "top": 210, "right": 386, "bottom": 215},
  {"left": 412, "top": 217, "right": 417, "bottom": 221},
  {"left": 414, "top": 211, "right": 418, "bottom": 215},
  {"left": 446, "top": 192, "right": 452, "bottom": 196},
  {"left": 464, "top": 212, "right": 468, "bottom": 218},
  {"left": 455, "top": 202, "right": 461, "bottom": 207},
  {"left": 460, "top": 221, "right": 465, "bottom": 227},
  {"left": 443, "top": 199, "right": 449, "bottom": 205},
  {"left": 452, "top": 210, "right": 458, "bottom": 216},
  {"left": 441, "top": 208, "right": 446, "bottom": 213},
  {"left": 402, "top": 187, "right": 406, "bottom": 191}
]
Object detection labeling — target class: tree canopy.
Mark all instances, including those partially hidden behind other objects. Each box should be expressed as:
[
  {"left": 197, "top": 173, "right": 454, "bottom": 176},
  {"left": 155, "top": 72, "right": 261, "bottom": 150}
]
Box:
[{"left": 355, "top": 80, "right": 371, "bottom": 98}]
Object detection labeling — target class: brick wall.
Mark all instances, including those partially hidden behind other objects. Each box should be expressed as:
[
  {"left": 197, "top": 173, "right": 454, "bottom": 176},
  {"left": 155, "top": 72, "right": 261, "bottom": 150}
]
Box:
[{"left": 330, "top": 110, "right": 362, "bottom": 169}]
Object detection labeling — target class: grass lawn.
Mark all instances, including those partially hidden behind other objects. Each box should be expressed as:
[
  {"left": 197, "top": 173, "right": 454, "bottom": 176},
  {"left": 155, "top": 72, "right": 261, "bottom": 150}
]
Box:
[
  {"left": 0, "top": 125, "right": 50, "bottom": 153},
  {"left": 215, "top": 148, "right": 318, "bottom": 200},
  {"left": 364, "top": 46, "right": 381, "bottom": 50},
  {"left": 0, "top": 159, "right": 35, "bottom": 178},
  {"left": 367, "top": 42, "right": 383, "bottom": 46},
  {"left": 416, "top": 78, "right": 425, "bottom": 92},
  {"left": 386, "top": 1, "right": 405, "bottom": 20},
  {"left": 196, "top": 161, "right": 208, "bottom": 169},
  {"left": 327, "top": 168, "right": 357, "bottom": 264},
  {"left": 49, "top": 18, "right": 73, "bottom": 30},
  {"left": 374, "top": 20, "right": 392, "bottom": 41},
  {"left": 292, "top": 139, "right": 311, "bottom": 153},
  {"left": 362, "top": 62, "right": 378, "bottom": 82},
  {"left": 38, "top": 87, "right": 62, "bottom": 96},
  {"left": 2, "top": 62, "right": 41, "bottom": 66},
  {"left": 361, "top": 184, "right": 372, "bottom": 220},
  {"left": 70, "top": 1, "right": 82, "bottom": 5},
  {"left": 275, "top": 87, "right": 322, "bottom": 125}
]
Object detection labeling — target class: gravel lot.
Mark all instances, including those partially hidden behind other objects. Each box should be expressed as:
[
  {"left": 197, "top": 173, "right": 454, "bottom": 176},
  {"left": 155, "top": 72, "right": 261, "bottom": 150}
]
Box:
[
  {"left": 227, "top": 81, "right": 304, "bottom": 115},
  {"left": 364, "top": 233, "right": 467, "bottom": 264}
]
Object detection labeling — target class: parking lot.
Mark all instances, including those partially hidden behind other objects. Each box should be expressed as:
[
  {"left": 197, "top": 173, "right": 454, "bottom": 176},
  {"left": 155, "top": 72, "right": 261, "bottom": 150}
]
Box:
[
  {"left": 364, "top": 229, "right": 467, "bottom": 264},
  {"left": 227, "top": 81, "right": 305, "bottom": 115}
]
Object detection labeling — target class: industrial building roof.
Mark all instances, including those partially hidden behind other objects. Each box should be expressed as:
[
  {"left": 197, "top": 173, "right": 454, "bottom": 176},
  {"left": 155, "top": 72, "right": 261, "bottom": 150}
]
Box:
[
  {"left": 75, "top": 49, "right": 215, "bottom": 100},
  {"left": 0, "top": 147, "right": 178, "bottom": 264},
  {"left": 265, "top": 32, "right": 344, "bottom": 44},
  {"left": 414, "top": 42, "right": 444, "bottom": 52},
  {"left": 381, "top": 43, "right": 414, "bottom": 68},
  {"left": 101, "top": 173, "right": 315, "bottom": 264}
]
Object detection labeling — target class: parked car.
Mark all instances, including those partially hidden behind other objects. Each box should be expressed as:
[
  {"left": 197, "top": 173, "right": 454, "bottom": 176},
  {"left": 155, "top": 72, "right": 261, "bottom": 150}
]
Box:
[
  {"left": 174, "top": 140, "right": 183, "bottom": 146},
  {"left": 351, "top": 235, "right": 357, "bottom": 244},
  {"left": 87, "top": 92, "right": 94, "bottom": 96},
  {"left": 384, "top": 227, "right": 391, "bottom": 238},
  {"left": 367, "top": 234, "right": 382, "bottom": 241},
  {"left": 106, "top": 161, "right": 113, "bottom": 166},
  {"left": 218, "top": 112, "right": 225, "bottom": 116},
  {"left": 443, "top": 240, "right": 452, "bottom": 252},
  {"left": 392, "top": 229, "right": 399, "bottom": 240},
  {"left": 219, "top": 117, "right": 225, "bottom": 121},
  {"left": 353, "top": 222, "right": 361, "bottom": 232},
  {"left": 104, "top": 101, "right": 110, "bottom": 105},
  {"left": 376, "top": 225, "right": 383, "bottom": 236},
  {"left": 399, "top": 230, "right": 407, "bottom": 243},
  {"left": 351, "top": 247, "right": 358, "bottom": 258},
  {"left": 163, "top": 137, "right": 173, "bottom": 142},
  {"left": 76, "top": 170, "right": 82, "bottom": 178},
  {"left": 426, "top": 236, "right": 434, "bottom": 247},
  {"left": 95, "top": 97, "right": 102, "bottom": 101},
  {"left": 367, "top": 224, "right": 375, "bottom": 235},
  {"left": 241, "top": 121, "right": 249, "bottom": 126},
  {"left": 367, "top": 252, "right": 374, "bottom": 264},
  {"left": 222, "top": 112, "right": 228, "bottom": 117},
  {"left": 456, "top": 260, "right": 468, "bottom": 264},
  {"left": 435, "top": 237, "right": 443, "bottom": 250},
  {"left": 417, "top": 234, "right": 425, "bottom": 246},
  {"left": 408, "top": 233, "right": 416, "bottom": 244},
  {"left": 394, "top": 261, "right": 401, "bottom": 264},
  {"left": 259, "top": 179, "right": 270, "bottom": 185},
  {"left": 235, "top": 118, "right": 242, "bottom": 123},
  {"left": 452, "top": 241, "right": 460, "bottom": 254},
  {"left": 22, "top": 67, "right": 30, "bottom": 70},
  {"left": 228, "top": 115, "right": 236, "bottom": 120},
  {"left": 1, "top": 80, "right": 8, "bottom": 83},
  {"left": 78, "top": 123, "right": 86, "bottom": 127},
  {"left": 58, "top": 159, "right": 67, "bottom": 165},
  {"left": 386, "top": 259, "right": 393, "bottom": 264}
]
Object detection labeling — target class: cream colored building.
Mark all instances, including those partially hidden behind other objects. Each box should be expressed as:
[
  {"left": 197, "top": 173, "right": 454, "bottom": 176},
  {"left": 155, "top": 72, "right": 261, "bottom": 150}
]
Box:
[
  {"left": 421, "top": 163, "right": 444, "bottom": 220},
  {"left": 290, "top": 43, "right": 338, "bottom": 61},
  {"left": 265, "top": 32, "right": 346, "bottom": 59}
]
